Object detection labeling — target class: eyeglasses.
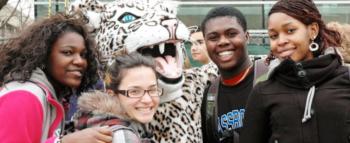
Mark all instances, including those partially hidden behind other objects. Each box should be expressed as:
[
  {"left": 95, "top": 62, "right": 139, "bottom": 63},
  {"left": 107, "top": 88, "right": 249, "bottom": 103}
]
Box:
[{"left": 116, "top": 87, "right": 163, "bottom": 98}]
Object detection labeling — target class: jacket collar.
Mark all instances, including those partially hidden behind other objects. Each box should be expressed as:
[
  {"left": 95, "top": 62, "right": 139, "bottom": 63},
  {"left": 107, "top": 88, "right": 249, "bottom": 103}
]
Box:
[
  {"left": 270, "top": 48, "right": 342, "bottom": 89},
  {"left": 30, "top": 68, "right": 58, "bottom": 100}
]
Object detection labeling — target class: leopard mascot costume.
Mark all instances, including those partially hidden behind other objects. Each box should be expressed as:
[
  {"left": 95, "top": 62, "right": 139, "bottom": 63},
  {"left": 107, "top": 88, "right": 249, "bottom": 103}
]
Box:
[{"left": 70, "top": 0, "right": 218, "bottom": 142}]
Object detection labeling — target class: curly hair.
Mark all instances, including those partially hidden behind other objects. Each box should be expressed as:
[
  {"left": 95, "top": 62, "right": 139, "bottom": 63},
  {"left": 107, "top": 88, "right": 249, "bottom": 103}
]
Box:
[
  {"left": 268, "top": 0, "right": 341, "bottom": 56},
  {"left": 0, "top": 13, "right": 100, "bottom": 94},
  {"left": 327, "top": 22, "right": 350, "bottom": 64}
]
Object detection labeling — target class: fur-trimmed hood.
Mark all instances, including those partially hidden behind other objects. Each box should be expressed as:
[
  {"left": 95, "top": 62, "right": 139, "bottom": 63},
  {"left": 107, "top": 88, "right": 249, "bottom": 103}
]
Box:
[
  {"left": 73, "top": 90, "right": 132, "bottom": 129},
  {"left": 77, "top": 90, "right": 130, "bottom": 119},
  {"left": 73, "top": 91, "right": 151, "bottom": 139}
]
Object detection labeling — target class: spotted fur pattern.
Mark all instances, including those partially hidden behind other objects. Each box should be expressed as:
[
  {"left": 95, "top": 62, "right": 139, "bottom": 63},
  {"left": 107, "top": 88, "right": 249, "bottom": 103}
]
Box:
[
  {"left": 147, "top": 63, "right": 217, "bottom": 143},
  {"left": 70, "top": 0, "right": 218, "bottom": 142}
]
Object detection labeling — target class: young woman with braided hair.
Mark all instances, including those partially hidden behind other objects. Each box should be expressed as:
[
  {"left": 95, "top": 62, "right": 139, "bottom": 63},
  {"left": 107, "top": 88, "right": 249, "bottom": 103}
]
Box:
[{"left": 241, "top": 0, "right": 350, "bottom": 143}]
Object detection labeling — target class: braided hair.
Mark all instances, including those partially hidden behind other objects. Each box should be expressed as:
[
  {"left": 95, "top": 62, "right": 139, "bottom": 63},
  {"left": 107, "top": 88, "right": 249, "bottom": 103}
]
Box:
[{"left": 269, "top": 0, "right": 341, "bottom": 55}]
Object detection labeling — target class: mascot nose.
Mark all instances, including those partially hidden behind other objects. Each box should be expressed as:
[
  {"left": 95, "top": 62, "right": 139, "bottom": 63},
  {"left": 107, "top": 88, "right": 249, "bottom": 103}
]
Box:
[{"left": 162, "top": 19, "right": 179, "bottom": 40}]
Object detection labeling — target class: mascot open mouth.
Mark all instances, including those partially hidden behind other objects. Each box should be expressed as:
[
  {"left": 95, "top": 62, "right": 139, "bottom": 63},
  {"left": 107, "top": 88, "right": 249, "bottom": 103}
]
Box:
[
  {"left": 137, "top": 42, "right": 177, "bottom": 58},
  {"left": 136, "top": 41, "right": 184, "bottom": 79}
]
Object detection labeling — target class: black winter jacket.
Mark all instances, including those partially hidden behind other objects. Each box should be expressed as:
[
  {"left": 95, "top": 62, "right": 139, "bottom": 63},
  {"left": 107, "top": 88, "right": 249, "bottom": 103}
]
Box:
[{"left": 241, "top": 54, "right": 350, "bottom": 143}]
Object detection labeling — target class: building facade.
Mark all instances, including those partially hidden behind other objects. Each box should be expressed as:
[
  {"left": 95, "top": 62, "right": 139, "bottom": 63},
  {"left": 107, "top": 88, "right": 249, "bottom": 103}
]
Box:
[
  {"left": 34, "top": 0, "right": 350, "bottom": 28},
  {"left": 32, "top": 0, "right": 350, "bottom": 56}
]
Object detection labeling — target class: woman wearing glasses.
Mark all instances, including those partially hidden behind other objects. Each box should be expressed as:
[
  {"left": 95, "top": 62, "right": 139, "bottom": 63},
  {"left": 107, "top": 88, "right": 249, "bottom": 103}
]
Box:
[{"left": 73, "top": 52, "right": 162, "bottom": 143}]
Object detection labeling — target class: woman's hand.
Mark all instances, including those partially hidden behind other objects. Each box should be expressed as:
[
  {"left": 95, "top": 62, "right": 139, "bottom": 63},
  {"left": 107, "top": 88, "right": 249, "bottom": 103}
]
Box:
[{"left": 62, "top": 126, "right": 113, "bottom": 143}]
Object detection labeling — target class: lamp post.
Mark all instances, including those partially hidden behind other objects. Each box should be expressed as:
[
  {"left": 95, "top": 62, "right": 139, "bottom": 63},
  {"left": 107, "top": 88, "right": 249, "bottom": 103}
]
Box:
[{"left": 48, "top": 0, "right": 51, "bottom": 17}]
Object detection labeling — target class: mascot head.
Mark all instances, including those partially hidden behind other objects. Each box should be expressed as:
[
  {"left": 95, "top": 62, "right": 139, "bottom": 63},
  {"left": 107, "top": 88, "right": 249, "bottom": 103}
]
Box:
[{"left": 70, "top": 0, "right": 190, "bottom": 81}]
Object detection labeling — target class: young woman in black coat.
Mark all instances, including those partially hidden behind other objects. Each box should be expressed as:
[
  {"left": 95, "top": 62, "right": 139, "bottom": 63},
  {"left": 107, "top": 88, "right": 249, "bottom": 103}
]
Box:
[{"left": 241, "top": 0, "right": 350, "bottom": 143}]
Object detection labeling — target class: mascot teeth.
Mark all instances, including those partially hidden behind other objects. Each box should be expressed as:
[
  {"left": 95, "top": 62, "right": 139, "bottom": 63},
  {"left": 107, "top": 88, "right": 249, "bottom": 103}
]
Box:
[
  {"left": 159, "top": 43, "right": 165, "bottom": 54},
  {"left": 176, "top": 42, "right": 181, "bottom": 49}
]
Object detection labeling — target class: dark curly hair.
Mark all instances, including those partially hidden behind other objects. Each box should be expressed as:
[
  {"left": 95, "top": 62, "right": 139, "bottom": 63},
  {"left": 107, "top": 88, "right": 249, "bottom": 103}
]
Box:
[{"left": 0, "top": 13, "right": 100, "bottom": 94}]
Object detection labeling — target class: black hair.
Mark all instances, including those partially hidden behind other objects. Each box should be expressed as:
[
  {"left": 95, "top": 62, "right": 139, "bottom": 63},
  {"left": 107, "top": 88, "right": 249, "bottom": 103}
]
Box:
[
  {"left": 201, "top": 6, "right": 247, "bottom": 34},
  {"left": 189, "top": 25, "right": 202, "bottom": 34}
]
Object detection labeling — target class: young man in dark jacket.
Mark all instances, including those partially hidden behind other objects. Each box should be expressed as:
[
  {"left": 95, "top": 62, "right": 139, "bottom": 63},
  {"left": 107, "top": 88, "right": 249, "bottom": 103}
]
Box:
[{"left": 201, "top": 6, "right": 267, "bottom": 143}]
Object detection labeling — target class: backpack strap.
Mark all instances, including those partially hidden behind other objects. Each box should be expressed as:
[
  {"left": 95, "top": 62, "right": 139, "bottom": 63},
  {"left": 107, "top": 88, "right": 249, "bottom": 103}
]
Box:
[
  {"left": 32, "top": 81, "right": 64, "bottom": 139},
  {"left": 32, "top": 82, "right": 50, "bottom": 140},
  {"left": 32, "top": 81, "right": 65, "bottom": 140},
  {"left": 211, "top": 76, "right": 220, "bottom": 140},
  {"left": 204, "top": 76, "right": 240, "bottom": 142},
  {"left": 254, "top": 59, "right": 269, "bottom": 85},
  {"left": 201, "top": 76, "right": 220, "bottom": 142},
  {"left": 110, "top": 124, "right": 135, "bottom": 133},
  {"left": 109, "top": 123, "right": 142, "bottom": 143}
]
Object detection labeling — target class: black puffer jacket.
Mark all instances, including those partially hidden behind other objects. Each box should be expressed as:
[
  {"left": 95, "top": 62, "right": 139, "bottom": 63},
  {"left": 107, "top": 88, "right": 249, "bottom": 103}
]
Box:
[{"left": 241, "top": 54, "right": 350, "bottom": 143}]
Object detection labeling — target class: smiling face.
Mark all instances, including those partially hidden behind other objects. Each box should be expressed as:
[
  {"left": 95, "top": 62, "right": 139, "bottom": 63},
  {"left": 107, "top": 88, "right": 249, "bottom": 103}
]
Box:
[
  {"left": 48, "top": 32, "right": 87, "bottom": 89},
  {"left": 268, "top": 12, "right": 318, "bottom": 62},
  {"left": 116, "top": 66, "right": 159, "bottom": 124},
  {"left": 190, "top": 31, "right": 210, "bottom": 64},
  {"left": 204, "top": 16, "right": 249, "bottom": 71}
]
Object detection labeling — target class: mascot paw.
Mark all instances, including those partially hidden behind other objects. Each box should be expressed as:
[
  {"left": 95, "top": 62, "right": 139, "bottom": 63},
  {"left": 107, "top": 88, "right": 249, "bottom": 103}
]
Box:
[{"left": 155, "top": 55, "right": 182, "bottom": 79}]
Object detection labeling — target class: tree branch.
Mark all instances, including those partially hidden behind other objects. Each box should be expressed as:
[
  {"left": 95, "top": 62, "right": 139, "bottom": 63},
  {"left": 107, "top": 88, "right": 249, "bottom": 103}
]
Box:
[{"left": 0, "top": 0, "right": 20, "bottom": 29}]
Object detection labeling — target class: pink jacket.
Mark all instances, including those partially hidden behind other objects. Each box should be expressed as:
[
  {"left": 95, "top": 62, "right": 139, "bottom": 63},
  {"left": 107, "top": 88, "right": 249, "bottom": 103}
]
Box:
[{"left": 0, "top": 69, "right": 64, "bottom": 143}]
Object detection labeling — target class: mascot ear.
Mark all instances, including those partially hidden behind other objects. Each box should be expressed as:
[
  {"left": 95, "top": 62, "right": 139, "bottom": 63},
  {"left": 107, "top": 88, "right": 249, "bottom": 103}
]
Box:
[{"left": 69, "top": 0, "right": 105, "bottom": 32}]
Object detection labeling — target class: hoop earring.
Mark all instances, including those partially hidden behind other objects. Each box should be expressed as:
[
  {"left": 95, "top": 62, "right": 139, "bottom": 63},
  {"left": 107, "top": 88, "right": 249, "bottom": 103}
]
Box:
[{"left": 309, "top": 40, "right": 319, "bottom": 52}]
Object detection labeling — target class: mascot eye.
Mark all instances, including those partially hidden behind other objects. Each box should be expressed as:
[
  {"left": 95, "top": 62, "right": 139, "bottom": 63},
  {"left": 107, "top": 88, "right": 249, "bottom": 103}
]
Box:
[{"left": 118, "top": 13, "right": 139, "bottom": 23}]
